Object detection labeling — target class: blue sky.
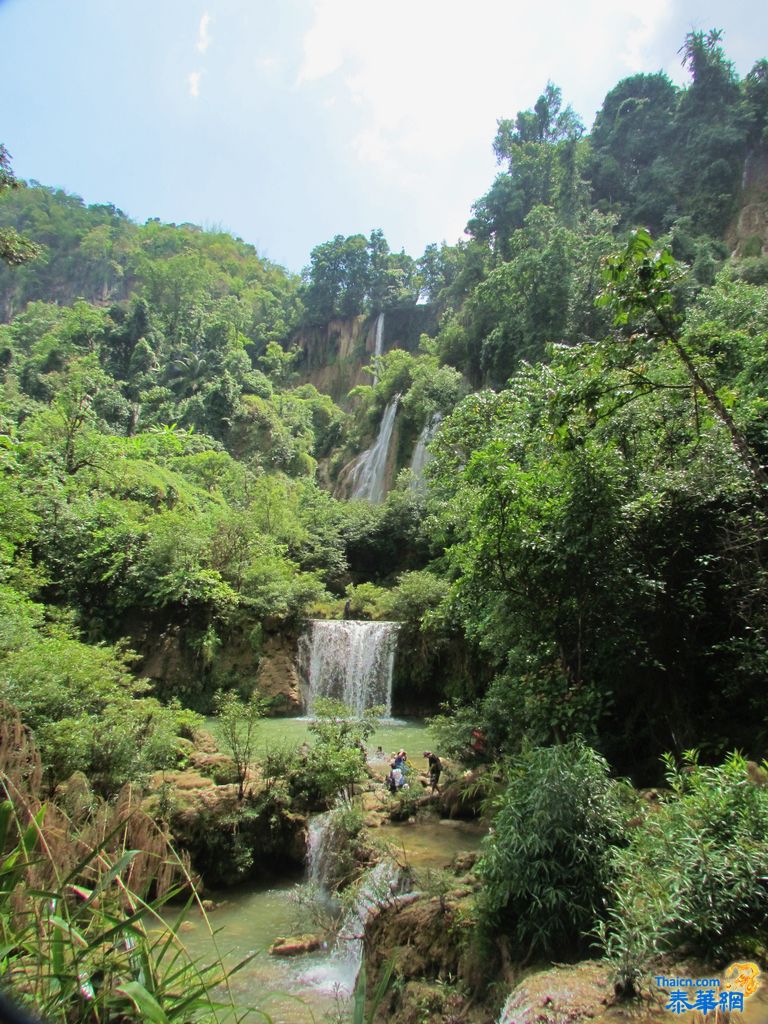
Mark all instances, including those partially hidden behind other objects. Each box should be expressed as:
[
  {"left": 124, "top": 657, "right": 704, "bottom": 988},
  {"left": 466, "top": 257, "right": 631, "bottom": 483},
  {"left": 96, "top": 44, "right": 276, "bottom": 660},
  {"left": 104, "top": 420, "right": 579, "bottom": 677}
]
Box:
[{"left": 2, "top": 0, "right": 766, "bottom": 273}]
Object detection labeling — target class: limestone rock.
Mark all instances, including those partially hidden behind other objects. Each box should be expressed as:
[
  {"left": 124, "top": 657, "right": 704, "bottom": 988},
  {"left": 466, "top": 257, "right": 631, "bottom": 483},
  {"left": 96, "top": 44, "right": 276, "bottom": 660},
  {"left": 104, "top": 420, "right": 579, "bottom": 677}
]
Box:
[
  {"left": 255, "top": 633, "right": 302, "bottom": 713},
  {"left": 498, "top": 961, "right": 614, "bottom": 1024},
  {"left": 269, "top": 933, "right": 323, "bottom": 957}
]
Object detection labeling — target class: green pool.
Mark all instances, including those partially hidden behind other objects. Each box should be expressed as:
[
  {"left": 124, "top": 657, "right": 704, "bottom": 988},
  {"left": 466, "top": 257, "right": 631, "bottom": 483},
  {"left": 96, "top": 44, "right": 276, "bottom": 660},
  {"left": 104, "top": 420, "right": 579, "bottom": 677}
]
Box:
[{"left": 204, "top": 715, "right": 431, "bottom": 759}]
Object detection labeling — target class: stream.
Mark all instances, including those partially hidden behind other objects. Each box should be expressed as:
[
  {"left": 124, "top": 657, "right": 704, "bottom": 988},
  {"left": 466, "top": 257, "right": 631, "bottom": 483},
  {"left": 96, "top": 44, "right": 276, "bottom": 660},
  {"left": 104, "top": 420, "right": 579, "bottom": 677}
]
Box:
[{"left": 156, "top": 817, "right": 486, "bottom": 1023}]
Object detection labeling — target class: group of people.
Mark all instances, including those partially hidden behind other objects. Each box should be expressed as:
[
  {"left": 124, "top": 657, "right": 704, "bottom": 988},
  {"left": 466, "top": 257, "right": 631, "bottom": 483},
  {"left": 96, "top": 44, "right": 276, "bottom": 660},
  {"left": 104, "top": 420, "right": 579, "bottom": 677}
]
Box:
[{"left": 384, "top": 748, "right": 442, "bottom": 794}]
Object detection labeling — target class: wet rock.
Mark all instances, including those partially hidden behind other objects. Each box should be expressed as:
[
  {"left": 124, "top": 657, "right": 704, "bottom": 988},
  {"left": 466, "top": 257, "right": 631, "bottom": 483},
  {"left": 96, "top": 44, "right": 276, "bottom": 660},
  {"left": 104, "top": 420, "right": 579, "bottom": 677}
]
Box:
[
  {"left": 451, "top": 851, "right": 479, "bottom": 873},
  {"left": 269, "top": 933, "right": 323, "bottom": 957}
]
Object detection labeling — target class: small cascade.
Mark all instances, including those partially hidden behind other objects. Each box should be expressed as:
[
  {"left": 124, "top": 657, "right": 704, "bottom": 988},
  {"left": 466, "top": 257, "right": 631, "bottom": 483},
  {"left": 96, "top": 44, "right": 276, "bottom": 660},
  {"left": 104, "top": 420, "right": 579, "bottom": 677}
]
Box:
[
  {"left": 307, "top": 812, "right": 335, "bottom": 892},
  {"left": 302, "top": 859, "right": 410, "bottom": 995},
  {"left": 299, "top": 619, "right": 400, "bottom": 717},
  {"left": 372, "top": 312, "right": 384, "bottom": 385},
  {"left": 409, "top": 411, "right": 442, "bottom": 492},
  {"left": 347, "top": 394, "right": 400, "bottom": 503},
  {"left": 331, "top": 860, "right": 408, "bottom": 988}
]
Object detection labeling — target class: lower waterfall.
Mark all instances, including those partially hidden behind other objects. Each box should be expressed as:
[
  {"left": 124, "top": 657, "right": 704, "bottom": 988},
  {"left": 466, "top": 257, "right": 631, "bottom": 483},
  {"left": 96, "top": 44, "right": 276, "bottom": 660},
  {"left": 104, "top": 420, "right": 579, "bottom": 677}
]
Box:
[{"left": 299, "top": 619, "right": 400, "bottom": 717}]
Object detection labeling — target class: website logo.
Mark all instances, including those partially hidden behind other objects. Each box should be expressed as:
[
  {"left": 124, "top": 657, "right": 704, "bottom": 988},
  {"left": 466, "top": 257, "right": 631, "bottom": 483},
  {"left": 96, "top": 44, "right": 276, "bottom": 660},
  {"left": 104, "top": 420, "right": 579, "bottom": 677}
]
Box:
[{"left": 654, "top": 961, "right": 761, "bottom": 1015}]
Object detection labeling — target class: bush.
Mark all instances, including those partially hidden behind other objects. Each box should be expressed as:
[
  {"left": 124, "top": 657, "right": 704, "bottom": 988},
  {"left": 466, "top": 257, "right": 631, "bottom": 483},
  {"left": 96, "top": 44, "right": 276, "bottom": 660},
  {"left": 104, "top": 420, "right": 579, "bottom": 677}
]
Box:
[
  {"left": 289, "top": 699, "right": 380, "bottom": 808},
  {"left": 477, "top": 738, "right": 624, "bottom": 957},
  {"left": 426, "top": 702, "right": 482, "bottom": 762},
  {"left": 601, "top": 751, "right": 768, "bottom": 992}
]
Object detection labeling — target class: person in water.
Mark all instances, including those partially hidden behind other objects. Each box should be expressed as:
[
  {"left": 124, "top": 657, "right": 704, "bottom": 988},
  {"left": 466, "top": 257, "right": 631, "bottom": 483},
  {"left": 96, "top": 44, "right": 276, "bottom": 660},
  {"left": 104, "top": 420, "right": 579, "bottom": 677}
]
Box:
[
  {"left": 424, "top": 751, "right": 442, "bottom": 793},
  {"left": 387, "top": 751, "right": 409, "bottom": 792}
]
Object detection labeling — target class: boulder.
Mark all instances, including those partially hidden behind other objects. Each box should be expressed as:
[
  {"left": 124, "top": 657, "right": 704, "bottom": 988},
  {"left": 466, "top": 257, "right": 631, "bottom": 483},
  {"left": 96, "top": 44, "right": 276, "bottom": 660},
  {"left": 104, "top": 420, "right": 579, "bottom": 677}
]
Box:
[
  {"left": 269, "top": 933, "right": 324, "bottom": 957},
  {"left": 498, "top": 961, "right": 614, "bottom": 1024}
]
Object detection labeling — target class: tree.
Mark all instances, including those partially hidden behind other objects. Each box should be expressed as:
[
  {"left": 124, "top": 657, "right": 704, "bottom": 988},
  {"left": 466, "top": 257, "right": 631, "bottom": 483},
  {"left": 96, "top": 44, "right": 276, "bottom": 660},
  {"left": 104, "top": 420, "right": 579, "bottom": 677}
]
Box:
[
  {"left": 588, "top": 73, "right": 678, "bottom": 231},
  {"left": 214, "top": 690, "right": 268, "bottom": 800},
  {"left": 672, "top": 30, "right": 745, "bottom": 234},
  {"left": 493, "top": 82, "right": 583, "bottom": 158},
  {"left": 303, "top": 697, "right": 381, "bottom": 802},
  {"left": 0, "top": 145, "right": 41, "bottom": 266},
  {"left": 469, "top": 84, "right": 586, "bottom": 256},
  {"left": 599, "top": 229, "right": 768, "bottom": 500}
]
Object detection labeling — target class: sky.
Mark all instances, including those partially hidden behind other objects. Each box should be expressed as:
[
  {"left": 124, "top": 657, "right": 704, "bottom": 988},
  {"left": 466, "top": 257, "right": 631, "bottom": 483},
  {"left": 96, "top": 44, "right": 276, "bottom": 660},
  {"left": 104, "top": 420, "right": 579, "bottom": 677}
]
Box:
[{"left": 1, "top": 0, "right": 767, "bottom": 274}]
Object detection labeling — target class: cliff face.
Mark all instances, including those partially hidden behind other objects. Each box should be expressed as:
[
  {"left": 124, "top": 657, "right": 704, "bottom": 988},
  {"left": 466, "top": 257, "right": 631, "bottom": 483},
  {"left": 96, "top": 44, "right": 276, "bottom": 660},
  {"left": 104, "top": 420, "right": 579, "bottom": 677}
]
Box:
[
  {"left": 729, "top": 146, "right": 768, "bottom": 256},
  {"left": 293, "top": 315, "right": 375, "bottom": 403},
  {"left": 292, "top": 305, "right": 437, "bottom": 406}
]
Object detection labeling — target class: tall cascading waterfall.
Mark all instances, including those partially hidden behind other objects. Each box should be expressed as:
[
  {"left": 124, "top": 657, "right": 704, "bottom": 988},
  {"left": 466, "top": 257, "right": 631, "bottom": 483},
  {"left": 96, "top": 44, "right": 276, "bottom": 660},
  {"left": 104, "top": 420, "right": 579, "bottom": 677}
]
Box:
[
  {"left": 409, "top": 411, "right": 443, "bottom": 492},
  {"left": 299, "top": 619, "right": 400, "bottom": 717},
  {"left": 346, "top": 394, "right": 400, "bottom": 503},
  {"left": 372, "top": 311, "right": 384, "bottom": 386}
]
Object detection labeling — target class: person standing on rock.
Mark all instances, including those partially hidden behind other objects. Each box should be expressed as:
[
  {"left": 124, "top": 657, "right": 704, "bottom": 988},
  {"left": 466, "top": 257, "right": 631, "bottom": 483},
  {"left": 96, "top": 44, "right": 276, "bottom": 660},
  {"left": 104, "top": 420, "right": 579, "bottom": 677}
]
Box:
[{"left": 424, "top": 751, "right": 442, "bottom": 793}]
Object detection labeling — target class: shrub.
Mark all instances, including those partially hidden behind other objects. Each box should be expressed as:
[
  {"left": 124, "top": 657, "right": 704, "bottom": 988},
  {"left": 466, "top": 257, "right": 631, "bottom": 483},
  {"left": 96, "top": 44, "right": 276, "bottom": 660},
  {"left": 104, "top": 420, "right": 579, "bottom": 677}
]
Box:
[
  {"left": 290, "top": 699, "right": 380, "bottom": 808},
  {"left": 601, "top": 751, "right": 768, "bottom": 992},
  {"left": 427, "top": 701, "right": 483, "bottom": 762},
  {"left": 477, "top": 738, "right": 624, "bottom": 957}
]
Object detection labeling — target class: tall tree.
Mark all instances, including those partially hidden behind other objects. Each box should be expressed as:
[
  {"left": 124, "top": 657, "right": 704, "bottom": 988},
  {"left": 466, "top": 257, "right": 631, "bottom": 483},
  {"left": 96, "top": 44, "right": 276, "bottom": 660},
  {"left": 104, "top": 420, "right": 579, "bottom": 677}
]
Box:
[{"left": 0, "top": 146, "right": 41, "bottom": 267}]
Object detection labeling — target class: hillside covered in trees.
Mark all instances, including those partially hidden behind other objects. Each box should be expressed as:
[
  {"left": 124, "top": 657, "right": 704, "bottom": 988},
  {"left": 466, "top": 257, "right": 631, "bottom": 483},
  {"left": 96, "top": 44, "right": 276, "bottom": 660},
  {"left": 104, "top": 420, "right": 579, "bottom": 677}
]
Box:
[{"left": 2, "top": 29, "right": 768, "bottom": 1024}]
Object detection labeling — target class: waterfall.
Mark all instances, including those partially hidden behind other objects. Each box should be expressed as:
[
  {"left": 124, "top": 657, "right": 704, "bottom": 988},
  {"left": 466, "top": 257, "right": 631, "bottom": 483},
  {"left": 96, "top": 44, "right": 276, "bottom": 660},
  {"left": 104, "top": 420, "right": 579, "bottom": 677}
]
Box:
[
  {"left": 299, "top": 619, "right": 400, "bottom": 717},
  {"left": 372, "top": 312, "right": 384, "bottom": 385},
  {"left": 409, "top": 411, "right": 442, "bottom": 492},
  {"left": 301, "top": 859, "right": 410, "bottom": 995},
  {"left": 330, "top": 860, "right": 408, "bottom": 988},
  {"left": 347, "top": 394, "right": 400, "bottom": 503},
  {"left": 307, "top": 812, "right": 336, "bottom": 892}
]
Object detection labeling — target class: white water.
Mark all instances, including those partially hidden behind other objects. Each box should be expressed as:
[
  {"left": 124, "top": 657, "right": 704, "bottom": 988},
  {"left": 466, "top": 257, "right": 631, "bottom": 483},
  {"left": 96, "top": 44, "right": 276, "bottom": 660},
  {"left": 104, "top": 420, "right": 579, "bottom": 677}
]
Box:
[
  {"left": 299, "top": 619, "right": 400, "bottom": 717},
  {"left": 307, "top": 811, "right": 335, "bottom": 892},
  {"left": 409, "top": 411, "right": 442, "bottom": 492},
  {"left": 372, "top": 312, "right": 384, "bottom": 385},
  {"left": 301, "top": 859, "right": 409, "bottom": 995},
  {"left": 347, "top": 394, "right": 400, "bottom": 503}
]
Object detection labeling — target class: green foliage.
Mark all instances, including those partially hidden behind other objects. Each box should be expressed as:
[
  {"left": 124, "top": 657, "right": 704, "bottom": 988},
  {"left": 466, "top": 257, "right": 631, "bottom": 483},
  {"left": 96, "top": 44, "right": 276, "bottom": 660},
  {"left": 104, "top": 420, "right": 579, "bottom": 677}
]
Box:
[
  {"left": 0, "top": 782, "right": 243, "bottom": 1024},
  {"left": 601, "top": 751, "right": 768, "bottom": 991},
  {"left": 213, "top": 688, "right": 268, "bottom": 800},
  {"left": 290, "top": 699, "right": 381, "bottom": 806},
  {"left": 301, "top": 229, "right": 418, "bottom": 324},
  {"left": 386, "top": 570, "right": 449, "bottom": 624},
  {"left": 427, "top": 703, "right": 484, "bottom": 762},
  {"left": 0, "top": 145, "right": 41, "bottom": 266},
  {"left": 343, "top": 580, "right": 393, "bottom": 619},
  {"left": 477, "top": 739, "right": 625, "bottom": 957},
  {"left": 0, "top": 587, "right": 190, "bottom": 795}
]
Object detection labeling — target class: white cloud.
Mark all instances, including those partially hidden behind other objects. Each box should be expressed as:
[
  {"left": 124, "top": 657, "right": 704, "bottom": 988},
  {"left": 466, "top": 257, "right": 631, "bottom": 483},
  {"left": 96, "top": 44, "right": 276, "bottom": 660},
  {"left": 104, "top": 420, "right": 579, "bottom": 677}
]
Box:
[
  {"left": 188, "top": 71, "right": 202, "bottom": 98},
  {"left": 297, "top": 0, "right": 675, "bottom": 176},
  {"left": 288, "top": 0, "right": 683, "bottom": 255},
  {"left": 256, "top": 55, "right": 280, "bottom": 74},
  {"left": 197, "top": 12, "right": 213, "bottom": 54},
  {"left": 615, "top": 0, "right": 673, "bottom": 72}
]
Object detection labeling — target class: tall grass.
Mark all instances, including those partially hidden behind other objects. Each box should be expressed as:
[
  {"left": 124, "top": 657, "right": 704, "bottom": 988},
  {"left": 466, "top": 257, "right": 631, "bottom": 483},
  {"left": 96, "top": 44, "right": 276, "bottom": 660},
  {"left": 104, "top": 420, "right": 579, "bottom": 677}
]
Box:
[{"left": 0, "top": 707, "right": 258, "bottom": 1024}]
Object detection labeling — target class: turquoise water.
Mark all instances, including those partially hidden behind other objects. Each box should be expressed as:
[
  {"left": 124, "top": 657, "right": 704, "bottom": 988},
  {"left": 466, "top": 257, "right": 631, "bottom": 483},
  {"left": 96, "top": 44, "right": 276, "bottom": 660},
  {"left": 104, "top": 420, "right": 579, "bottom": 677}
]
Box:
[
  {"left": 153, "top": 880, "right": 338, "bottom": 1023},
  {"left": 204, "top": 715, "right": 430, "bottom": 759},
  {"left": 154, "top": 817, "right": 487, "bottom": 1024}
]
